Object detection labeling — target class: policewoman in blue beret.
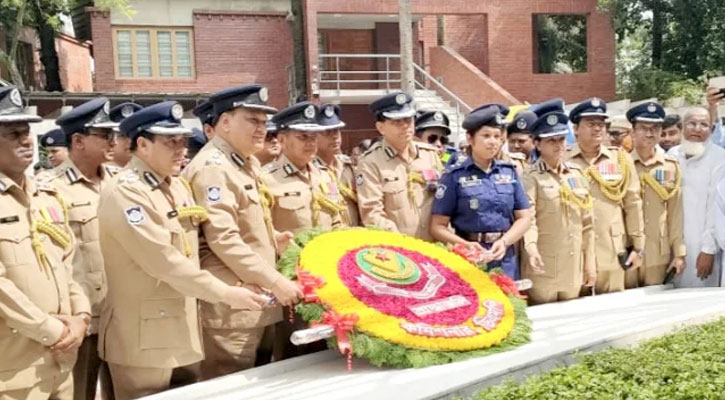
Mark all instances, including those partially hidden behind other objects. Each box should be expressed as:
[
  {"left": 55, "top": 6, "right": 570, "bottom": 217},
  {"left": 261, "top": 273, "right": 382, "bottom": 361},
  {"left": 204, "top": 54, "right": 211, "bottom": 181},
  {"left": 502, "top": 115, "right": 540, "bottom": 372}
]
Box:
[
  {"left": 521, "top": 112, "right": 596, "bottom": 304},
  {"left": 97, "top": 101, "right": 267, "bottom": 399},
  {"left": 430, "top": 104, "right": 532, "bottom": 279}
]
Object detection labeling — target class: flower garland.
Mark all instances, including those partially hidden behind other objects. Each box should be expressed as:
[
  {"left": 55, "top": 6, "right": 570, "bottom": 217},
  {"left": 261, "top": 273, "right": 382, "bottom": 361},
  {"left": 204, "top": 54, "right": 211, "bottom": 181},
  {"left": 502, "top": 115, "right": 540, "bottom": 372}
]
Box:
[{"left": 279, "top": 228, "right": 531, "bottom": 368}]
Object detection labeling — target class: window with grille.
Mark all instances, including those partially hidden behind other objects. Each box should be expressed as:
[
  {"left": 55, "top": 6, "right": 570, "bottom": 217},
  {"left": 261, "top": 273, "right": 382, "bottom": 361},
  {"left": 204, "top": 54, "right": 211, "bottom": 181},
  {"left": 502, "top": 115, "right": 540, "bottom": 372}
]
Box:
[{"left": 113, "top": 27, "right": 195, "bottom": 79}]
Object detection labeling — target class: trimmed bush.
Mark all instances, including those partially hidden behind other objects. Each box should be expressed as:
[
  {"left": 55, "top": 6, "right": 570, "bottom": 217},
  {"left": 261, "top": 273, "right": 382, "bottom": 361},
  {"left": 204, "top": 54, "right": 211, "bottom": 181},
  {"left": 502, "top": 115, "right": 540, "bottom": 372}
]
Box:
[{"left": 472, "top": 318, "right": 725, "bottom": 400}]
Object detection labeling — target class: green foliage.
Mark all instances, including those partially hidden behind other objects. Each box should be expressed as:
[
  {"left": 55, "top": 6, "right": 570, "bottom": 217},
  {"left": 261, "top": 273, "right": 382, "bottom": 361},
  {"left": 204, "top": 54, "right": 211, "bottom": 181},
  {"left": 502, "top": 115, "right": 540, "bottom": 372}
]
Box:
[
  {"left": 535, "top": 14, "right": 588, "bottom": 74},
  {"left": 472, "top": 318, "right": 725, "bottom": 399}
]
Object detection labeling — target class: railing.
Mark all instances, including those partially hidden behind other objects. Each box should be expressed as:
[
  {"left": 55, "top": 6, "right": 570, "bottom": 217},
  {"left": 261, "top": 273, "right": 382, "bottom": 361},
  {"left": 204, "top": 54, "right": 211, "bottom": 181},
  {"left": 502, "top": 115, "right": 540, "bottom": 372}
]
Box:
[
  {"left": 317, "top": 53, "right": 472, "bottom": 120},
  {"left": 318, "top": 53, "right": 402, "bottom": 91}
]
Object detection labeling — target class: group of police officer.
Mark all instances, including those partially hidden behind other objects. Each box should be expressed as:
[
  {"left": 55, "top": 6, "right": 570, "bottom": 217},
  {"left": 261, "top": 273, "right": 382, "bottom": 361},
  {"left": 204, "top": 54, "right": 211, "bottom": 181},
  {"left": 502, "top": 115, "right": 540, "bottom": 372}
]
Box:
[{"left": 0, "top": 82, "right": 685, "bottom": 400}]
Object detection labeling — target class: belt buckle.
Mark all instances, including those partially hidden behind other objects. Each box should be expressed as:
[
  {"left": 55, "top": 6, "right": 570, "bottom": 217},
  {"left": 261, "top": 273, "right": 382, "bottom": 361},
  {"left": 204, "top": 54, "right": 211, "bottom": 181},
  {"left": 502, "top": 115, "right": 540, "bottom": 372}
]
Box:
[
  {"left": 475, "top": 232, "right": 484, "bottom": 242},
  {"left": 484, "top": 232, "right": 501, "bottom": 243}
]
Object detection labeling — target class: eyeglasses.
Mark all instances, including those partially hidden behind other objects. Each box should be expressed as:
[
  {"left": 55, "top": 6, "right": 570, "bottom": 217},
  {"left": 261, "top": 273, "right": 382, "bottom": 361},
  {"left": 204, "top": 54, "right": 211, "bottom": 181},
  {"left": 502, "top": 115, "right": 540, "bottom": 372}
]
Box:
[
  {"left": 426, "top": 134, "right": 441, "bottom": 144},
  {"left": 608, "top": 130, "right": 629, "bottom": 138},
  {"left": 84, "top": 130, "right": 117, "bottom": 142},
  {"left": 155, "top": 136, "right": 189, "bottom": 150},
  {"left": 685, "top": 121, "right": 711, "bottom": 130}
]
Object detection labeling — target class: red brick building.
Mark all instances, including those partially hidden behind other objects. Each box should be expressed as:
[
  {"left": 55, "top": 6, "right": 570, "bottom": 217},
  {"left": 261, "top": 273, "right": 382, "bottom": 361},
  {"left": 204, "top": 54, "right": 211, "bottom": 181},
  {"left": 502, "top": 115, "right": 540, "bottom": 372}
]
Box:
[{"left": 87, "top": 0, "right": 616, "bottom": 146}]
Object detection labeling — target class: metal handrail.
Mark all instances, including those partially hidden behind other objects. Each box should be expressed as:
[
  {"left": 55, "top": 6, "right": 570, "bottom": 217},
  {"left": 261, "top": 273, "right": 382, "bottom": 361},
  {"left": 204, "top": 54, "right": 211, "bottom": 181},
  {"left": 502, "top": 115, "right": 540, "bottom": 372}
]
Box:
[{"left": 412, "top": 63, "right": 472, "bottom": 113}]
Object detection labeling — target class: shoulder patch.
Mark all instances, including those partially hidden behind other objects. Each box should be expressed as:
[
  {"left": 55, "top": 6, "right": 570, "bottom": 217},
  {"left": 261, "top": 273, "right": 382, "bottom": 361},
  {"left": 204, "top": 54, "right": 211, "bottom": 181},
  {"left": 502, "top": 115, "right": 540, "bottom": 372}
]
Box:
[
  {"left": 206, "top": 186, "right": 222, "bottom": 203},
  {"left": 124, "top": 206, "right": 145, "bottom": 225}
]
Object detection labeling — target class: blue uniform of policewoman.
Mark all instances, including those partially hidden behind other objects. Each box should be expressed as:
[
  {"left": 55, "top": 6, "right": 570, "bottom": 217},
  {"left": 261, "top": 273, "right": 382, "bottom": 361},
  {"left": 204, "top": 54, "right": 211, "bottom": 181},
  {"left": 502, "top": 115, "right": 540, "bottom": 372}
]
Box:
[{"left": 432, "top": 105, "right": 530, "bottom": 279}]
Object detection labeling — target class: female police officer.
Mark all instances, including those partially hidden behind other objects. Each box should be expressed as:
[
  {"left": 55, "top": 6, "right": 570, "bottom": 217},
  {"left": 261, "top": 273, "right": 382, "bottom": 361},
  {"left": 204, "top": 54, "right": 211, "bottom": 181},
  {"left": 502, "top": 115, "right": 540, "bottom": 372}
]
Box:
[
  {"left": 430, "top": 104, "right": 532, "bottom": 279},
  {"left": 521, "top": 111, "right": 597, "bottom": 304}
]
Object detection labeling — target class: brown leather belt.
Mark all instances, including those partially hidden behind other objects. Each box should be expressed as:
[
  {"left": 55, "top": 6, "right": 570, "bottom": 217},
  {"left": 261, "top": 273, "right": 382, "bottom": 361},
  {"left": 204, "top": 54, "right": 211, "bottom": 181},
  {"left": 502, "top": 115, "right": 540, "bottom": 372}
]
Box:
[{"left": 463, "top": 232, "right": 503, "bottom": 244}]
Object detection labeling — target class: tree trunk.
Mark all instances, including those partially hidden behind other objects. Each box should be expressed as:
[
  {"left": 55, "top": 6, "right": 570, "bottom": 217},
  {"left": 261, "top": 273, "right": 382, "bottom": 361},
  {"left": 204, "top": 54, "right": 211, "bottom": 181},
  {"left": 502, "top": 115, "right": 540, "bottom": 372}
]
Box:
[
  {"left": 290, "top": 0, "right": 307, "bottom": 103},
  {"left": 650, "top": 0, "right": 664, "bottom": 68},
  {"left": 35, "top": 4, "right": 63, "bottom": 91},
  {"left": 0, "top": 1, "right": 27, "bottom": 90},
  {"left": 398, "top": 0, "right": 414, "bottom": 94}
]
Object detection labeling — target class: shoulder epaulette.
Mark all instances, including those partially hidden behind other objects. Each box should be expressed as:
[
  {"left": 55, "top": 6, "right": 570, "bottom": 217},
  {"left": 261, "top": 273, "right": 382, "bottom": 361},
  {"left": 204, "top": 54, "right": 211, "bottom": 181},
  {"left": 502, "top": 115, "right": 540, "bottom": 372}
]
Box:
[
  {"left": 262, "top": 163, "right": 279, "bottom": 174},
  {"left": 118, "top": 170, "right": 140, "bottom": 185},
  {"left": 104, "top": 164, "right": 120, "bottom": 177},
  {"left": 363, "top": 142, "right": 383, "bottom": 158},
  {"left": 416, "top": 142, "right": 438, "bottom": 152},
  {"left": 337, "top": 154, "right": 352, "bottom": 164}
]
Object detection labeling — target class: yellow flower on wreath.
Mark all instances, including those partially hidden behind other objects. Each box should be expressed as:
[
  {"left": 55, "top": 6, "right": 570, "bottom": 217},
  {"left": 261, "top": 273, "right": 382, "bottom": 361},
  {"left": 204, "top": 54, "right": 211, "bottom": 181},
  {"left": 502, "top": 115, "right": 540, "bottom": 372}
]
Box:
[{"left": 298, "top": 229, "right": 516, "bottom": 352}]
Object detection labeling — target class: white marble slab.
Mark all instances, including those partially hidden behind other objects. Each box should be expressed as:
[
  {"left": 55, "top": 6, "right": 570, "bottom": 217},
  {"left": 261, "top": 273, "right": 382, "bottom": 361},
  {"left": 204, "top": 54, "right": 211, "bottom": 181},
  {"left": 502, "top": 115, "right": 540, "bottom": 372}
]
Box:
[{"left": 143, "top": 286, "right": 725, "bottom": 400}]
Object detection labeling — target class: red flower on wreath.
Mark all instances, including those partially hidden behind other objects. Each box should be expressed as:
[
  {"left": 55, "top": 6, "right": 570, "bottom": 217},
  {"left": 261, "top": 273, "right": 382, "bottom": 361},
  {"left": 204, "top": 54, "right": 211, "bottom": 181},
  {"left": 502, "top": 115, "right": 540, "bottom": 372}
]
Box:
[{"left": 489, "top": 272, "right": 526, "bottom": 299}]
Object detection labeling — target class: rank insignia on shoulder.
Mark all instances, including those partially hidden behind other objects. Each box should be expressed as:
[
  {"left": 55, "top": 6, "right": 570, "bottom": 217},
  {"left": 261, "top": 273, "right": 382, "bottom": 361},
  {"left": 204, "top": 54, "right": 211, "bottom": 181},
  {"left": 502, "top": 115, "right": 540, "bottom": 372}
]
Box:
[
  {"left": 206, "top": 186, "right": 222, "bottom": 203},
  {"left": 283, "top": 164, "right": 295, "bottom": 177},
  {"left": 125, "top": 206, "right": 145, "bottom": 225},
  {"left": 120, "top": 173, "right": 139, "bottom": 184}
]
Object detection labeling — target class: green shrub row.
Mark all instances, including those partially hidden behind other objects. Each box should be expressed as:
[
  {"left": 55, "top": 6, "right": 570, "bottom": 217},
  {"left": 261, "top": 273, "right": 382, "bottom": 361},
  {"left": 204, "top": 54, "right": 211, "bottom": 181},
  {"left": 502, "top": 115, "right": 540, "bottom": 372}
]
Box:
[{"left": 472, "top": 318, "right": 725, "bottom": 400}]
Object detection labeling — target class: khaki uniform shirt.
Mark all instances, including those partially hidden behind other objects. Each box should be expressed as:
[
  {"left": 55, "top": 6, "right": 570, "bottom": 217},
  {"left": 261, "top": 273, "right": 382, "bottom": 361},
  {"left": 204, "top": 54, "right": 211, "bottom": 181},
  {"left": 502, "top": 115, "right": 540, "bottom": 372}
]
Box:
[
  {"left": 0, "top": 174, "right": 90, "bottom": 391},
  {"left": 355, "top": 140, "right": 441, "bottom": 241},
  {"left": 40, "top": 159, "right": 118, "bottom": 334},
  {"left": 265, "top": 154, "right": 344, "bottom": 234},
  {"left": 183, "top": 137, "right": 283, "bottom": 329},
  {"left": 98, "top": 157, "right": 229, "bottom": 369},
  {"left": 314, "top": 154, "right": 360, "bottom": 226},
  {"left": 632, "top": 150, "right": 686, "bottom": 267},
  {"left": 522, "top": 160, "right": 595, "bottom": 289},
  {"left": 567, "top": 144, "right": 645, "bottom": 271}
]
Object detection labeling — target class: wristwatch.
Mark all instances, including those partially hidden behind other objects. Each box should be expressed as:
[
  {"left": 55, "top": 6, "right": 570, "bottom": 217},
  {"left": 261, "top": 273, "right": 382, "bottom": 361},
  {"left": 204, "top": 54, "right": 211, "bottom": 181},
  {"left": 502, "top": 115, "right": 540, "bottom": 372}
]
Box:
[{"left": 75, "top": 312, "right": 91, "bottom": 326}]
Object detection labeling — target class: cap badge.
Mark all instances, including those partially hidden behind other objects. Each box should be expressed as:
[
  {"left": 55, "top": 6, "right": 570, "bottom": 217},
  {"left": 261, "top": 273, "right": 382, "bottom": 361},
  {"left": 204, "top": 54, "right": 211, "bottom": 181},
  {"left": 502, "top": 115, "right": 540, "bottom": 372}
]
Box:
[
  {"left": 9, "top": 89, "right": 22, "bottom": 107},
  {"left": 434, "top": 111, "right": 444, "bottom": 122},
  {"left": 121, "top": 105, "right": 134, "bottom": 118},
  {"left": 591, "top": 98, "right": 601, "bottom": 108},
  {"left": 47, "top": 137, "right": 55, "bottom": 145},
  {"left": 324, "top": 105, "right": 335, "bottom": 118},
  {"left": 103, "top": 101, "right": 110, "bottom": 114},
  {"left": 647, "top": 103, "right": 657, "bottom": 113},
  {"left": 395, "top": 93, "right": 407, "bottom": 105},
  {"left": 495, "top": 114, "right": 504, "bottom": 125},
  {"left": 516, "top": 119, "right": 527, "bottom": 130},
  {"left": 259, "top": 87, "right": 269, "bottom": 102},
  {"left": 304, "top": 104, "right": 316, "bottom": 119},
  {"left": 171, "top": 103, "right": 184, "bottom": 120},
  {"left": 547, "top": 114, "right": 559, "bottom": 126}
]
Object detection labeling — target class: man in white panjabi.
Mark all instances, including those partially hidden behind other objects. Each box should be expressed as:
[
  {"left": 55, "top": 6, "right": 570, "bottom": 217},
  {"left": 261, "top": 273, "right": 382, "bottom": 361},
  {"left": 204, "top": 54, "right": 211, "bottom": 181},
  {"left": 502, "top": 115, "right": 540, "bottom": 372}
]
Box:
[{"left": 668, "top": 107, "right": 725, "bottom": 287}]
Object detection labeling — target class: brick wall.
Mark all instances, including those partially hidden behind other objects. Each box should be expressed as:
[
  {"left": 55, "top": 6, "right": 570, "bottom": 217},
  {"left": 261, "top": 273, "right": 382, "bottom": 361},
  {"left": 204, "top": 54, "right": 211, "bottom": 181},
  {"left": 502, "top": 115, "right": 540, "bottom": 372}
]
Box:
[
  {"left": 90, "top": 8, "right": 294, "bottom": 109},
  {"left": 56, "top": 34, "right": 93, "bottom": 92},
  {"left": 339, "top": 104, "right": 378, "bottom": 154},
  {"left": 304, "top": 0, "right": 616, "bottom": 103}
]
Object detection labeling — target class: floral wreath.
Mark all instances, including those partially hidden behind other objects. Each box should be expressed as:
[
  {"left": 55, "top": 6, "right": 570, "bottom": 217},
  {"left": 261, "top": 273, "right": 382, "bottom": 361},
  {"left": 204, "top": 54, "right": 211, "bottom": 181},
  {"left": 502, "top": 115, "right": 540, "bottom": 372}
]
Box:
[{"left": 278, "top": 228, "right": 531, "bottom": 369}]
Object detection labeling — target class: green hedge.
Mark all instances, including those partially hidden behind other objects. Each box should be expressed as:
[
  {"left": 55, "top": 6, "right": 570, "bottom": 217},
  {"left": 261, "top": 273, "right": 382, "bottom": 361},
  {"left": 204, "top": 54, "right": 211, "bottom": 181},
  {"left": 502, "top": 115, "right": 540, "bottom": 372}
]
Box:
[{"left": 472, "top": 318, "right": 725, "bottom": 400}]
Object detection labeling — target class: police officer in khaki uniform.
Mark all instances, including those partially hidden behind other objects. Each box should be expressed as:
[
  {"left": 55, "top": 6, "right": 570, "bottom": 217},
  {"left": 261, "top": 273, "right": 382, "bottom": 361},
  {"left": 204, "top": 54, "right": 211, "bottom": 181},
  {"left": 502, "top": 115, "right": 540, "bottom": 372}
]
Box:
[
  {"left": 109, "top": 102, "right": 142, "bottom": 168},
  {"left": 47, "top": 98, "right": 119, "bottom": 400},
  {"left": 567, "top": 98, "right": 645, "bottom": 294},
  {"left": 522, "top": 111, "right": 597, "bottom": 304},
  {"left": 356, "top": 92, "right": 442, "bottom": 240},
  {"left": 183, "top": 85, "right": 302, "bottom": 380},
  {"left": 625, "top": 102, "right": 686, "bottom": 288},
  {"left": 97, "top": 101, "right": 268, "bottom": 400},
  {"left": 0, "top": 86, "right": 91, "bottom": 400},
  {"left": 192, "top": 100, "right": 216, "bottom": 141},
  {"left": 40, "top": 128, "right": 69, "bottom": 168},
  {"left": 315, "top": 103, "right": 360, "bottom": 226},
  {"left": 266, "top": 102, "right": 345, "bottom": 234},
  {"left": 507, "top": 110, "right": 538, "bottom": 168}
]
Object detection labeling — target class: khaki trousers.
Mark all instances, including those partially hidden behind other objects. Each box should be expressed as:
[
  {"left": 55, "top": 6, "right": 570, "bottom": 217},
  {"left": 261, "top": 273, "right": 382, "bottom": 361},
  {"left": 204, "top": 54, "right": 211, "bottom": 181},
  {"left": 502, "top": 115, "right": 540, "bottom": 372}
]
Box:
[
  {"left": 625, "top": 264, "right": 668, "bottom": 289},
  {"left": 0, "top": 371, "right": 72, "bottom": 400},
  {"left": 527, "top": 285, "right": 581, "bottom": 305},
  {"left": 200, "top": 326, "right": 265, "bottom": 381},
  {"left": 107, "top": 363, "right": 172, "bottom": 400}
]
